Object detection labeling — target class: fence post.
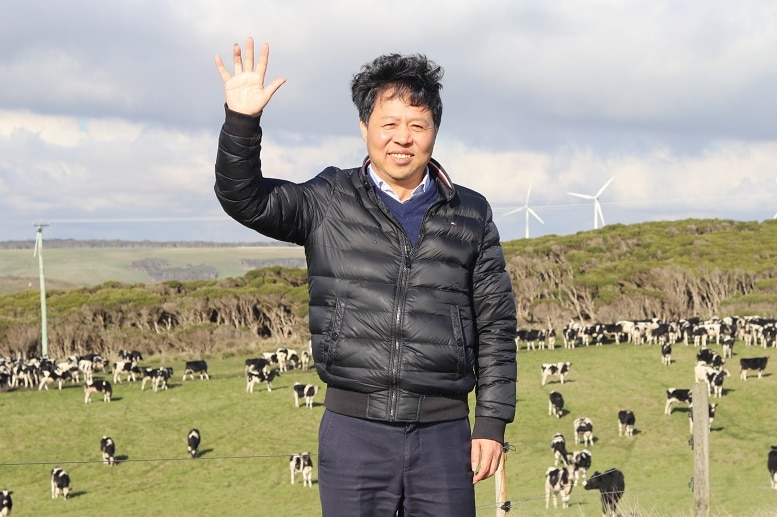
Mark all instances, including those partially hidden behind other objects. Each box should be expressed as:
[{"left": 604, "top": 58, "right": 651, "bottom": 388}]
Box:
[
  {"left": 692, "top": 382, "right": 711, "bottom": 517},
  {"left": 495, "top": 442, "right": 509, "bottom": 517}
]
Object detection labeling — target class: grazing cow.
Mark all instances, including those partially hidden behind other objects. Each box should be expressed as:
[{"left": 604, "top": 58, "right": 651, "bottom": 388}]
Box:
[
  {"left": 584, "top": 469, "right": 625, "bottom": 517},
  {"left": 516, "top": 328, "right": 549, "bottom": 350},
  {"left": 617, "top": 410, "right": 636, "bottom": 437},
  {"left": 574, "top": 417, "right": 594, "bottom": 447},
  {"left": 548, "top": 391, "right": 564, "bottom": 418},
  {"left": 300, "top": 350, "right": 311, "bottom": 370},
  {"left": 292, "top": 382, "right": 319, "bottom": 409},
  {"left": 570, "top": 449, "right": 592, "bottom": 485},
  {"left": 246, "top": 368, "right": 281, "bottom": 393},
  {"left": 182, "top": 360, "right": 210, "bottom": 381},
  {"left": 187, "top": 429, "right": 201, "bottom": 458},
  {"left": 290, "top": 452, "right": 314, "bottom": 487},
  {"left": 84, "top": 379, "right": 112, "bottom": 403},
  {"left": 661, "top": 343, "right": 672, "bottom": 365},
  {"left": 541, "top": 362, "right": 571, "bottom": 386},
  {"left": 113, "top": 361, "right": 140, "bottom": 384},
  {"left": 768, "top": 446, "right": 777, "bottom": 489},
  {"left": 100, "top": 436, "right": 116, "bottom": 466},
  {"left": 0, "top": 490, "right": 11, "bottom": 517},
  {"left": 694, "top": 362, "right": 718, "bottom": 394},
  {"left": 689, "top": 403, "right": 717, "bottom": 433},
  {"left": 740, "top": 357, "right": 769, "bottom": 380},
  {"left": 697, "top": 348, "right": 724, "bottom": 368},
  {"left": 550, "top": 433, "right": 570, "bottom": 466},
  {"left": 118, "top": 349, "right": 143, "bottom": 364},
  {"left": 50, "top": 467, "right": 71, "bottom": 499},
  {"left": 244, "top": 357, "right": 270, "bottom": 374},
  {"left": 665, "top": 388, "right": 692, "bottom": 415},
  {"left": 710, "top": 369, "right": 730, "bottom": 398},
  {"left": 141, "top": 367, "right": 173, "bottom": 392},
  {"left": 721, "top": 335, "right": 734, "bottom": 359},
  {"left": 545, "top": 465, "right": 575, "bottom": 509}
]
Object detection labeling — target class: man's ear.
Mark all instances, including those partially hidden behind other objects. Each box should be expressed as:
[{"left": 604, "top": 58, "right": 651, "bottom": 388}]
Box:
[{"left": 359, "top": 120, "right": 368, "bottom": 142}]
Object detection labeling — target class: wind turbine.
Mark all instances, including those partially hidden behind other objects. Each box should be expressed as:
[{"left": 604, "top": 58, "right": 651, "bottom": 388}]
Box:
[
  {"left": 504, "top": 186, "right": 544, "bottom": 239},
  {"left": 33, "top": 222, "right": 49, "bottom": 357},
  {"left": 567, "top": 176, "right": 615, "bottom": 230}
]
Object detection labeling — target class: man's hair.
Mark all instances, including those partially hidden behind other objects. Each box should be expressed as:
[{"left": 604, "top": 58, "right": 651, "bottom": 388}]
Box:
[{"left": 351, "top": 53, "right": 444, "bottom": 129}]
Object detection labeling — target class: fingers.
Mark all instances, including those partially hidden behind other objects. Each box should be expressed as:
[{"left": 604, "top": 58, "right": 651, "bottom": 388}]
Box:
[
  {"left": 233, "top": 41, "right": 243, "bottom": 74},
  {"left": 214, "top": 55, "right": 231, "bottom": 83},
  {"left": 244, "top": 36, "right": 254, "bottom": 73},
  {"left": 471, "top": 439, "right": 503, "bottom": 483}
]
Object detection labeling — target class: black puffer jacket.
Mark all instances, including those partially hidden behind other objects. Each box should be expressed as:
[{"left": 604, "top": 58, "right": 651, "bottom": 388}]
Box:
[{"left": 215, "top": 108, "right": 517, "bottom": 441}]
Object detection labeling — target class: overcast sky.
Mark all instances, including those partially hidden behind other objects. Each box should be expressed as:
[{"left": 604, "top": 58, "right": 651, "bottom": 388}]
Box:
[{"left": 2, "top": 0, "right": 777, "bottom": 244}]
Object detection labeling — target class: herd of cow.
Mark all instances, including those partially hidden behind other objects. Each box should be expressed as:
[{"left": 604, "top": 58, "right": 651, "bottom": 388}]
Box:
[
  {"left": 0, "top": 344, "right": 320, "bottom": 514},
  {"left": 530, "top": 314, "right": 777, "bottom": 514}
]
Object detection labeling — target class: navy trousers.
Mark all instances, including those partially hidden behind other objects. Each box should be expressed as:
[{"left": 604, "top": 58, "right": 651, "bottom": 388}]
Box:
[{"left": 318, "top": 410, "right": 475, "bottom": 517}]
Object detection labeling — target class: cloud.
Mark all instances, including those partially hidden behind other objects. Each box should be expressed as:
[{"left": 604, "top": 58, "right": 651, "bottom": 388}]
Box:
[{"left": 1, "top": 0, "right": 776, "bottom": 242}]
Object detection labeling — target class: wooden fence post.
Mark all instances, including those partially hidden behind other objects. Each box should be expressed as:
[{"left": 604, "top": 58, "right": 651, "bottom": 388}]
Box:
[
  {"left": 495, "top": 442, "right": 509, "bottom": 517},
  {"left": 692, "top": 382, "right": 711, "bottom": 517}
]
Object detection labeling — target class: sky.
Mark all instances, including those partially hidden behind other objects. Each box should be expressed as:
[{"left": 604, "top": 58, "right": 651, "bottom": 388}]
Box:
[{"left": 2, "top": 0, "right": 777, "bottom": 244}]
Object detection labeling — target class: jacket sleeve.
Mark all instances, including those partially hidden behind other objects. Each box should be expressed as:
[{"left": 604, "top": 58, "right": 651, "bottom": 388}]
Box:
[
  {"left": 214, "top": 106, "right": 327, "bottom": 245},
  {"left": 471, "top": 205, "right": 517, "bottom": 443}
]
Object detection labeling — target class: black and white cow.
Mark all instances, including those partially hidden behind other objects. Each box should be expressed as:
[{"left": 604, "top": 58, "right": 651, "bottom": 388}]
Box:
[
  {"left": 768, "top": 446, "right": 777, "bottom": 489},
  {"left": 697, "top": 348, "right": 724, "bottom": 368},
  {"left": 688, "top": 403, "right": 717, "bottom": 433},
  {"left": 545, "top": 465, "right": 575, "bottom": 509},
  {"left": 721, "top": 335, "right": 734, "bottom": 359},
  {"left": 710, "top": 369, "right": 730, "bottom": 398},
  {"left": 118, "top": 349, "right": 143, "bottom": 364},
  {"left": 574, "top": 417, "right": 594, "bottom": 447},
  {"left": 0, "top": 490, "right": 11, "bottom": 517},
  {"left": 617, "top": 410, "right": 636, "bottom": 437},
  {"left": 300, "top": 350, "right": 311, "bottom": 370},
  {"left": 113, "top": 361, "right": 141, "bottom": 384},
  {"left": 584, "top": 469, "right": 625, "bottom": 517},
  {"left": 50, "top": 467, "right": 71, "bottom": 499},
  {"left": 541, "top": 362, "right": 571, "bottom": 386},
  {"left": 187, "top": 428, "right": 201, "bottom": 459},
  {"left": 292, "top": 382, "right": 319, "bottom": 409},
  {"left": 550, "top": 433, "right": 569, "bottom": 466},
  {"left": 246, "top": 368, "right": 281, "bottom": 393},
  {"left": 516, "top": 328, "right": 551, "bottom": 350},
  {"left": 570, "top": 449, "right": 592, "bottom": 485},
  {"left": 244, "top": 357, "right": 271, "bottom": 374},
  {"left": 548, "top": 391, "right": 564, "bottom": 418},
  {"left": 100, "top": 436, "right": 116, "bottom": 466},
  {"left": 182, "top": 360, "right": 210, "bottom": 381},
  {"left": 290, "top": 452, "right": 314, "bottom": 487},
  {"left": 740, "top": 357, "right": 769, "bottom": 380},
  {"left": 665, "top": 388, "right": 692, "bottom": 415},
  {"left": 84, "top": 379, "right": 112, "bottom": 403},
  {"left": 661, "top": 343, "right": 672, "bottom": 365},
  {"left": 141, "top": 367, "right": 173, "bottom": 392}
]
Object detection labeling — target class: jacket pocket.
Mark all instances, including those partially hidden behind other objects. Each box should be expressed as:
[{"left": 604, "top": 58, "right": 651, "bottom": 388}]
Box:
[
  {"left": 324, "top": 298, "right": 347, "bottom": 365},
  {"left": 450, "top": 305, "right": 467, "bottom": 376}
]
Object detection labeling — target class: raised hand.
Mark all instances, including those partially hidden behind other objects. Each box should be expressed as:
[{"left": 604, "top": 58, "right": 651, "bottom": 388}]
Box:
[{"left": 214, "top": 36, "right": 286, "bottom": 116}]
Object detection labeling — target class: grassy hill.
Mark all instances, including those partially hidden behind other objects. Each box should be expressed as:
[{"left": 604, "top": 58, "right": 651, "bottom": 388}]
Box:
[{"left": 0, "top": 244, "right": 306, "bottom": 296}]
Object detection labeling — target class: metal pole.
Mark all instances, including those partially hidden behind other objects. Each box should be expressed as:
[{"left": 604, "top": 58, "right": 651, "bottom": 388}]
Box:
[
  {"left": 34, "top": 224, "right": 49, "bottom": 357},
  {"left": 692, "top": 382, "right": 711, "bottom": 517}
]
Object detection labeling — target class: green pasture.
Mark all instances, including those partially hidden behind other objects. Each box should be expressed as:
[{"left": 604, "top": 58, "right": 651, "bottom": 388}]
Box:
[
  {"left": 1, "top": 340, "right": 777, "bottom": 516},
  {"left": 0, "top": 246, "right": 306, "bottom": 294}
]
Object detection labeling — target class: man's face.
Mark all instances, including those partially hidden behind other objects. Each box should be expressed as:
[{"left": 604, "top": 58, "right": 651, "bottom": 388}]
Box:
[{"left": 360, "top": 90, "right": 437, "bottom": 200}]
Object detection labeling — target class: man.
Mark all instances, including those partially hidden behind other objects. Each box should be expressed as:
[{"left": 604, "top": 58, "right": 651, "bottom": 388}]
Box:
[{"left": 214, "top": 37, "right": 517, "bottom": 517}]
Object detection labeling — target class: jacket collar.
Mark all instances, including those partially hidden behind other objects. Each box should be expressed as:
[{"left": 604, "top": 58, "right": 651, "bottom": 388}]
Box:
[{"left": 359, "top": 156, "right": 456, "bottom": 202}]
